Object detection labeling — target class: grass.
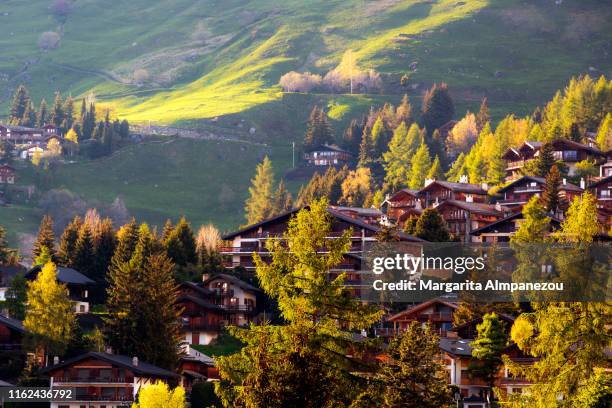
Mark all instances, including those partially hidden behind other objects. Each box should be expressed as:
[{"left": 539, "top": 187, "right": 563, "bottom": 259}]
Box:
[{"left": 191, "top": 330, "right": 244, "bottom": 357}]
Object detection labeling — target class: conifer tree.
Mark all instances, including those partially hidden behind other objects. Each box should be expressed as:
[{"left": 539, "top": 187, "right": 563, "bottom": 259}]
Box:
[
  {"left": 93, "top": 218, "right": 116, "bottom": 284},
  {"left": 73, "top": 224, "right": 95, "bottom": 278},
  {"left": 24, "top": 262, "right": 75, "bottom": 357},
  {"left": 9, "top": 85, "right": 31, "bottom": 125},
  {"left": 49, "top": 92, "right": 65, "bottom": 129},
  {"left": 541, "top": 165, "right": 561, "bottom": 213},
  {"left": 535, "top": 142, "right": 556, "bottom": 177},
  {"left": 445, "top": 152, "right": 467, "bottom": 182},
  {"left": 382, "top": 122, "right": 412, "bottom": 189},
  {"left": 58, "top": 216, "right": 82, "bottom": 267},
  {"left": 161, "top": 219, "right": 174, "bottom": 242},
  {"left": 33, "top": 215, "right": 56, "bottom": 260},
  {"left": 21, "top": 100, "right": 37, "bottom": 127},
  {"left": 415, "top": 208, "right": 450, "bottom": 242},
  {"left": 216, "top": 199, "right": 382, "bottom": 406},
  {"left": 111, "top": 219, "right": 139, "bottom": 265},
  {"left": 555, "top": 192, "right": 600, "bottom": 243},
  {"left": 303, "top": 107, "right": 333, "bottom": 149},
  {"left": 476, "top": 97, "right": 490, "bottom": 132},
  {"left": 0, "top": 226, "right": 13, "bottom": 264},
  {"left": 370, "top": 115, "right": 391, "bottom": 157},
  {"left": 470, "top": 313, "right": 507, "bottom": 394},
  {"left": 61, "top": 95, "right": 74, "bottom": 131},
  {"left": 407, "top": 142, "right": 431, "bottom": 189},
  {"left": 272, "top": 180, "right": 293, "bottom": 215},
  {"left": 34, "top": 246, "right": 52, "bottom": 266},
  {"left": 511, "top": 196, "right": 550, "bottom": 243},
  {"left": 428, "top": 128, "right": 447, "bottom": 167},
  {"left": 358, "top": 129, "right": 374, "bottom": 167},
  {"left": 342, "top": 119, "right": 362, "bottom": 154},
  {"left": 595, "top": 112, "right": 611, "bottom": 151},
  {"left": 396, "top": 93, "right": 413, "bottom": 125},
  {"left": 244, "top": 156, "right": 275, "bottom": 226},
  {"left": 165, "top": 217, "right": 197, "bottom": 267},
  {"left": 36, "top": 99, "right": 48, "bottom": 127},
  {"left": 426, "top": 155, "right": 444, "bottom": 180},
  {"left": 376, "top": 322, "right": 453, "bottom": 408},
  {"left": 421, "top": 82, "right": 455, "bottom": 133}
]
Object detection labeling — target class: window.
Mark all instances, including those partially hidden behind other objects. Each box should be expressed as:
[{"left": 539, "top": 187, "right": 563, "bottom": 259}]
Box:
[
  {"left": 512, "top": 388, "right": 522, "bottom": 394},
  {"left": 562, "top": 150, "right": 577, "bottom": 161}
]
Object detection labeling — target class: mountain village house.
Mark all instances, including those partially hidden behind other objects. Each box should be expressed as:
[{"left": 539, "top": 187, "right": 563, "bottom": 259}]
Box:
[
  {"left": 26, "top": 265, "right": 95, "bottom": 314},
  {"left": 0, "top": 314, "right": 25, "bottom": 352},
  {"left": 420, "top": 179, "right": 489, "bottom": 207},
  {"left": 41, "top": 352, "right": 179, "bottom": 408},
  {"left": 0, "top": 164, "right": 16, "bottom": 184},
  {"left": 202, "top": 274, "right": 261, "bottom": 327},
  {"left": 177, "top": 281, "right": 225, "bottom": 346},
  {"left": 303, "top": 144, "right": 352, "bottom": 167},
  {"left": 433, "top": 200, "right": 510, "bottom": 242},
  {"left": 387, "top": 298, "right": 457, "bottom": 338}
]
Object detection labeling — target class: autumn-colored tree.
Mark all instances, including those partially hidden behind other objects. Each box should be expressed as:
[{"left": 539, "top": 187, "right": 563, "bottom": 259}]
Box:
[
  {"left": 133, "top": 381, "right": 186, "bottom": 408},
  {"left": 541, "top": 165, "right": 561, "bottom": 213},
  {"left": 595, "top": 112, "right": 611, "bottom": 151},
  {"left": 511, "top": 196, "right": 551, "bottom": 243},
  {"left": 421, "top": 83, "right": 454, "bottom": 133},
  {"left": 244, "top": 156, "right": 275, "bottom": 226},
  {"left": 407, "top": 142, "right": 431, "bottom": 189},
  {"left": 340, "top": 167, "right": 374, "bottom": 207}
]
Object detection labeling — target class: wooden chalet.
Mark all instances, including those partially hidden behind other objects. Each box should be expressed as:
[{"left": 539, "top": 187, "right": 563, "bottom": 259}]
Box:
[
  {"left": 470, "top": 212, "right": 561, "bottom": 243},
  {"left": 419, "top": 179, "right": 489, "bottom": 207},
  {"left": 0, "top": 124, "right": 61, "bottom": 146},
  {"left": 0, "top": 263, "right": 26, "bottom": 304},
  {"left": 26, "top": 265, "right": 94, "bottom": 314},
  {"left": 41, "top": 352, "right": 179, "bottom": 408},
  {"left": 202, "top": 274, "right": 261, "bottom": 327},
  {"left": 381, "top": 189, "right": 422, "bottom": 223},
  {"left": 589, "top": 175, "right": 612, "bottom": 230},
  {"left": 177, "top": 282, "right": 225, "bottom": 346},
  {"left": 0, "top": 314, "right": 25, "bottom": 352},
  {"left": 497, "top": 175, "right": 583, "bottom": 211},
  {"left": 220, "top": 207, "right": 423, "bottom": 297},
  {"left": 387, "top": 298, "right": 457, "bottom": 337},
  {"left": 502, "top": 141, "right": 542, "bottom": 181},
  {"left": 330, "top": 205, "right": 383, "bottom": 225},
  {"left": 178, "top": 345, "right": 219, "bottom": 392},
  {"left": 434, "top": 200, "right": 509, "bottom": 242},
  {"left": 0, "top": 164, "right": 16, "bottom": 184},
  {"left": 303, "top": 144, "right": 352, "bottom": 167},
  {"left": 600, "top": 152, "right": 612, "bottom": 179}
]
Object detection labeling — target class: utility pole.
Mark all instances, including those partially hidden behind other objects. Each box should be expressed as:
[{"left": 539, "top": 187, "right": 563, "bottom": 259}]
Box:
[{"left": 292, "top": 141, "right": 295, "bottom": 168}]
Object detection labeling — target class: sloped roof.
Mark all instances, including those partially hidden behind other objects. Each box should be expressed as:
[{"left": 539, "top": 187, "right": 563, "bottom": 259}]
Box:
[
  {"left": 304, "top": 144, "right": 351, "bottom": 154},
  {"left": 435, "top": 200, "right": 503, "bottom": 216},
  {"left": 470, "top": 211, "right": 562, "bottom": 235},
  {"left": 388, "top": 298, "right": 458, "bottom": 321},
  {"left": 39, "top": 352, "right": 179, "bottom": 378},
  {"left": 388, "top": 189, "right": 420, "bottom": 201},
  {"left": 498, "top": 176, "right": 546, "bottom": 193},
  {"left": 331, "top": 206, "right": 383, "bottom": 217},
  {"left": 439, "top": 337, "right": 473, "bottom": 357},
  {"left": 26, "top": 265, "right": 95, "bottom": 285},
  {"left": 203, "top": 273, "right": 262, "bottom": 293},
  {"left": 177, "top": 295, "right": 225, "bottom": 311},
  {"left": 588, "top": 175, "right": 612, "bottom": 189},
  {"left": 178, "top": 281, "right": 214, "bottom": 297},
  {"left": 0, "top": 314, "right": 26, "bottom": 334},
  {"left": 420, "top": 180, "right": 487, "bottom": 195}
]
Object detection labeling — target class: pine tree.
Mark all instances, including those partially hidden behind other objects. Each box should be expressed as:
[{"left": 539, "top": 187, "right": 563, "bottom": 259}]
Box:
[
  {"left": 161, "top": 219, "right": 174, "bottom": 242},
  {"left": 476, "top": 97, "right": 490, "bottom": 132},
  {"left": 428, "top": 128, "right": 447, "bottom": 168},
  {"left": 61, "top": 95, "right": 74, "bottom": 131},
  {"left": 93, "top": 218, "right": 116, "bottom": 284},
  {"left": 421, "top": 82, "right": 455, "bottom": 133},
  {"left": 36, "top": 99, "right": 48, "bottom": 127},
  {"left": 595, "top": 112, "right": 611, "bottom": 151},
  {"left": 49, "top": 92, "right": 65, "bottom": 128},
  {"left": 535, "top": 142, "right": 556, "bottom": 177},
  {"left": 470, "top": 313, "right": 507, "bottom": 393},
  {"left": 58, "top": 216, "right": 82, "bottom": 267},
  {"left": 9, "top": 85, "right": 31, "bottom": 125},
  {"left": 445, "top": 152, "right": 467, "bottom": 182},
  {"left": 407, "top": 142, "right": 431, "bottom": 189},
  {"left": 244, "top": 156, "right": 275, "bottom": 226},
  {"left": 34, "top": 246, "right": 52, "bottom": 266},
  {"left": 415, "top": 208, "right": 450, "bottom": 242},
  {"left": 383, "top": 122, "right": 413, "bottom": 189},
  {"left": 396, "top": 93, "right": 413, "bottom": 125},
  {"left": 541, "top": 165, "right": 561, "bottom": 213},
  {"left": 303, "top": 107, "right": 333, "bottom": 149},
  {"left": 111, "top": 219, "right": 139, "bottom": 265},
  {"left": 555, "top": 192, "right": 601, "bottom": 243},
  {"left": 377, "top": 322, "right": 452, "bottom": 407},
  {"left": 164, "top": 217, "right": 197, "bottom": 267},
  {"left": 370, "top": 115, "right": 391, "bottom": 158},
  {"left": 73, "top": 224, "right": 95, "bottom": 278},
  {"left": 0, "top": 226, "right": 13, "bottom": 264},
  {"left": 358, "top": 128, "right": 374, "bottom": 167},
  {"left": 216, "top": 199, "right": 382, "bottom": 406},
  {"left": 272, "top": 180, "right": 293, "bottom": 215},
  {"left": 4, "top": 272, "right": 27, "bottom": 320},
  {"left": 342, "top": 119, "right": 362, "bottom": 155},
  {"left": 33, "top": 215, "right": 56, "bottom": 260},
  {"left": 119, "top": 119, "right": 130, "bottom": 140},
  {"left": 426, "top": 155, "right": 444, "bottom": 180},
  {"left": 24, "top": 262, "right": 75, "bottom": 357},
  {"left": 21, "top": 100, "right": 37, "bottom": 127}
]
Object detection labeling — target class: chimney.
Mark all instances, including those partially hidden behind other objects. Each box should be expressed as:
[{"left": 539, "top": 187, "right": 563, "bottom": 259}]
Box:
[
  {"left": 53, "top": 356, "right": 60, "bottom": 365},
  {"left": 580, "top": 178, "right": 586, "bottom": 189},
  {"left": 481, "top": 182, "right": 489, "bottom": 191},
  {"left": 459, "top": 174, "right": 468, "bottom": 184},
  {"left": 465, "top": 195, "right": 474, "bottom": 203},
  {"left": 132, "top": 356, "right": 139, "bottom": 367},
  {"left": 562, "top": 178, "right": 567, "bottom": 185}
]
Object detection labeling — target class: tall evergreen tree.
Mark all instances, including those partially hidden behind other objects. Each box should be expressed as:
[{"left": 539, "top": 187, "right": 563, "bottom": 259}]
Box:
[
  {"left": 93, "top": 218, "right": 116, "bottom": 284},
  {"left": 161, "top": 219, "right": 174, "bottom": 242},
  {"left": 596, "top": 112, "right": 611, "bottom": 151},
  {"left": 342, "top": 118, "right": 362, "bottom": 155},
  {"left": 303, "top": 107, "right": 333, "bottom": 149},
  {"left": 541, "top": 165, "right": 561, "bottom": 213},
  {"left": 110, "top": 219, "right": 139, "bottom": 265},
  {"left": 426, "top": 155, "right": 444, "bottom": 180},
  {"left": 33, "top": 215, "right": 56, "bottom": 260},
  {"left": 415, "top": 208, "right": 450, "bottom": 242},
  {"left": 272, "top": 180, "right": 293, "bottom": 215},
  {"left": 21, "top": 100, "right": 37, "bottom": 127},
  {"left": 244, "top": 156, "right": 275, "bottom": 226},
  {"left": 470, "top": 313, "right": 507, "bottom": 395},
  {"left": 0, "top": 226, "right": 13, "bottom": 264},
  {"left": 24, "top": 262, "right": 75, "bottom": 357},
  {"left": 421, "top": 82, "right": 455, "bottom": 133},
  {"left": 36, "top": 99, "right": 48, "bottom": 127},
  {"left": 382, "top": 122, "right": 414, "bottom": 189},
  {"left": 4, "top": 273, "right": 27, "bottom": 320},
  {"left": 511, "top": 196, "right": 551, "bottom": 243},
  {"left": 9, "top": 85, "right": 31, "bottom": 125},
  {"left": 535, "top": 142, "right": 556, "bottom": 177},
  {"left": 58, "top": 216, "right": 82, "bottom": 267},
  {"left": 61, "top": 95, "right": 75, "bottom": 131},
  {"left": 164, "top": 217, "right": 197, "bottom": 267},
  {"left": 475, "top": 97, "right": 490, "bottom": 132},
  {"left": 73, "top": 224, "right": 95, "bottom": 279},
  {"left": 407, "top": 142, "right": 431, "bottom": 189},
  {"left": 49, "top": 92, "right": 65, "bottom": 129},
  {"left": 358, "top": 128, "right": 375, "bottom": 167}
]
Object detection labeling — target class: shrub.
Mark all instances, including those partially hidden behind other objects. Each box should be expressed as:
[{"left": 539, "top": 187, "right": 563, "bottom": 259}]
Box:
[
  {"left": 279, "top": 71, "right": 322, "bottom": 92},
  {"left": 38, "top": 31, "right": 61, "bottom": 50}
]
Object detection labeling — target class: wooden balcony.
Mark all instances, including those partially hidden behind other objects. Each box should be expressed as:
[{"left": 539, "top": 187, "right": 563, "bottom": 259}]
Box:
[{"left": 54, "top": 377, "right": 133, "bottom": 384}]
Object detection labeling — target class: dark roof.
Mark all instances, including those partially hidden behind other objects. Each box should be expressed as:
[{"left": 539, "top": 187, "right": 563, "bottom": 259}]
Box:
[
  {"left": 550, "top": 138, "right": 606, "bottom": 156},
  {"left": 0, "top": 263, "right": 27, "bottom": 282},
  {"left": 388, "top": 189, "right": 420, "bottom": 201},
  {"left": 439, "top": 338, "right": 473, "bottom": 356},
  {"left": 39, "top": 352, "right": 179, "bottom": 378},
  {"left": 305, "top": 144, "right": 350, "bottom": 154},
  {"left": 0, "top": 124, "right": 43, "bottom": 132},
  {"left": 203, "top": 274, "right": 262, "bottom": 293},
  {"left": 331, "top": 206, "right": 383, "bottom": 217},
  {"left": 222, "top": 206, "right": 424, "bottom": 242},
  {"left": 26, "top": 265, "right": 95, "bottom": 285},
  {"left": 470, "top": 211, "right": 561, "bottom": 235},
  {"left": 177, "top": 295, "right": 225, "bottom": 311},
  {"left": 498, "top": 176, "right": 546, "bottom": 194},
  {"left": 0, "top": 164, "right": 15, "bottom": 170},
  {"left": 420, "top": 180, "right": 487, "bottom": 195},
  {"left": 0, "top": 314, "right": 26, "bottom": 334},
  {"left": 178, "top": 281, "right": 214, "bottom": 297},
  {"left": 388, "top": 298, "right": 458, "bottom": 321},
  {"left": 435, "top": 200, "right": 503, "bottom": 216},
  {"left": 588, "top": 175, "right": 612, "bottom": 189},
  {"left": 452, "top": 313, "right": 516, "bottom": 332}
]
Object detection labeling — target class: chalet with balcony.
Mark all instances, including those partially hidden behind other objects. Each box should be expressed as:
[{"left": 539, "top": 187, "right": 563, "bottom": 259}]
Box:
[
  {"left": 420, "top": 179, "right": 489, "bottom": 207},
  {"left": 381, "top": 189, "right": 422, "bottom": 223},
  {"left": 387, "top": 298, "right": 457, "bottom": 337},
  {"left": 470, "top": 212, "right": 561, "bottom": 243},
  {"left": 0, "top": 164, "right": 15, "bottom": 184},
  {"left": 178, "top": 345, "right": 218, "bottom": 392},
  {"left": 26, "top": 266, "right": 94, "bottom": 314},
  {"left": 589, "top": 175, "right": 612, "bottom": 230},
  {"left": 0, "top": 124, "right": 45, "bottom": 145},
  {"left": 220, "top": 206, "right": 423, "bottom": 297},
  {"left": 434, "top": 200, "right": 509, "bottom": 242},
  {"left": 0, "top": 263, "right": 26, "bottom": 305},
  {"left": 176, "top": 282, "right": 224, "bottom": 345},
  {"left": 502, "top": 141, "right": 542, "bottom": 181},
  {"left": 203, "top": 274, "right": 261, "bottom": 327},
  {"left": 304, "top": 144, "right": 352, "bottom": 167},
  {"left": 0, "top": 314, "right": 25, "bottom": 352},
  {"left": 600, "top": 153, "right": 612, "bottom": 179},
  {"left": 330, "top": 206, "right": 383, "bottom": 225},
  {"left": 497, "top": 175, "right": 583, "bottom": 211},
  {"left": 41, "top": 352, "right": 179, "bottom": 408}
]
